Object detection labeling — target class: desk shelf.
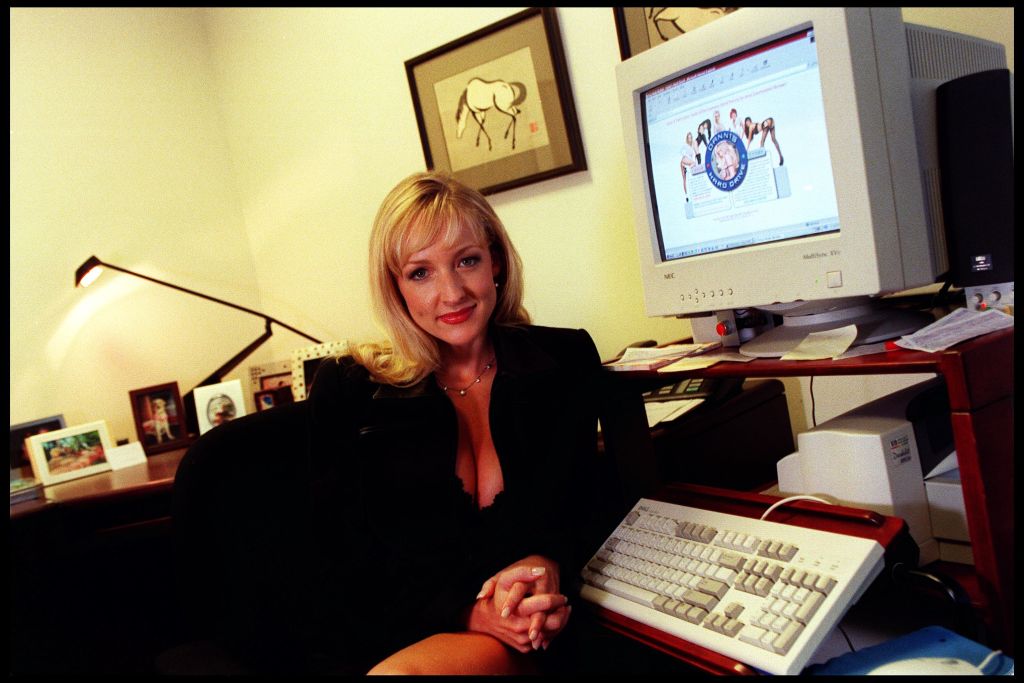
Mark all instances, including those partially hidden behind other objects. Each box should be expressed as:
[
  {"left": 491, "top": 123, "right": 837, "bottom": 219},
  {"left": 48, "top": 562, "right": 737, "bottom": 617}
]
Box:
[{"left": 634, "top": 328, "right": 1014, "bottom": 654}]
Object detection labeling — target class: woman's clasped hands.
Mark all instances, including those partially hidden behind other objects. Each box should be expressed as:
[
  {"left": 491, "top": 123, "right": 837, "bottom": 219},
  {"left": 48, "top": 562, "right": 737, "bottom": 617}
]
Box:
[{"left": 467, "top": 555, "right": 572, "bottom": 653}]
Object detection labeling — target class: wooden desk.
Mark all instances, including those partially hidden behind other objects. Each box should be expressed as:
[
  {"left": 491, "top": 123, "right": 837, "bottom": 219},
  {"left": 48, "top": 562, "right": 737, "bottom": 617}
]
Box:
[
  {"left": 11, "top": 448, "right": 185, "bottom": 519},
  {"left": 10, "top": 448, "right": 187, "bottom": 673},
  {"left": 622, "top": 329, "right": 1014, "bottom": 653}
]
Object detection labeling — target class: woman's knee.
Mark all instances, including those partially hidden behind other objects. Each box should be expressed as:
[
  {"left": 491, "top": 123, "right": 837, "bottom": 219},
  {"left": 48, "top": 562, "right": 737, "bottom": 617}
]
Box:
[{"left": 367, "top": 633, "right": 531, "bottom": 676}]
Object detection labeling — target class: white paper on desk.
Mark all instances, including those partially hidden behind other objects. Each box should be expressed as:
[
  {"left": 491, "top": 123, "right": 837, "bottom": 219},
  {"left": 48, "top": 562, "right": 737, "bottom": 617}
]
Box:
[
  {"left": 780, "top": 324, "right": 858, "bottom": 361},
  {"left": 710, "top": 350, "right": 757, "bottom": 363},
  {"left": 645, "top": 399, "right": 704, "bottom": 427},
  {"left": 835, "top": 341, "right": 889, "bottom": 360},
  {"left": 105, "top": 441, "right": 148, "bottom": 470},
  {"left": 896, "top": 307, "right": 1013, "bottom": 353},
  {"left": 657, "top": 348, "right": 757, "bottom": 372},
  {"left": 619, "top": 344, "right": 709, "bottom": 361}
]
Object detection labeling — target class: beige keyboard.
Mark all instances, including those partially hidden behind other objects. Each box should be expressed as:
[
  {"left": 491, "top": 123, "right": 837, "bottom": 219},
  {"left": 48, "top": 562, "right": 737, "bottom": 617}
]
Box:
[{"left": 580, "top": 498, "right": 884, "bottom": 675}]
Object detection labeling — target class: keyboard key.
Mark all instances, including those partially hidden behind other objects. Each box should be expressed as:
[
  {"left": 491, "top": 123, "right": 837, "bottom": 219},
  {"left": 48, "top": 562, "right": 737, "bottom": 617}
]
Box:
[
  {"left": 723, "top": 602, "right": 744, "bottom": 619},
  {"left": 815, "top": 575, "right": 837, "bottom": 594},
  {"left": 683, "top": 589, "right": 720, "bottom": 611},
  {"left": 697, "top": 578, "right": 730, "bottom": 599},
  {"left": 795, "top": 591, "right": 825, "bottom": 625},
  {"left": 602, "top": 577, "right": 659, "bottom": 607},
  {"left": 773, "top": 620, "right": 804, "bottom": 655},
  {"left": 738, "top": 624, "right": 771, "bottom": 650},
  {"left": 722, "top": 618, "right": 744, "bottom": 637},
  {"left": 718, "top": 551, "right": 746, "bottom": 571}
]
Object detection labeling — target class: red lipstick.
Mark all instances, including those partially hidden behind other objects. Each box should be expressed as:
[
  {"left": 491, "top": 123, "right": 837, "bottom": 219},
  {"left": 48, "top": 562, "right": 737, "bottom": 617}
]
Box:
[{"left": 439, "top": 306, "right": 474, "bottom": 325}]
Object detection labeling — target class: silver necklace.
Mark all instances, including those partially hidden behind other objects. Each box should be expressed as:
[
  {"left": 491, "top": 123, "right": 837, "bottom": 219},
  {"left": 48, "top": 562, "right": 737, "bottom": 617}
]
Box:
[{"left": 439, "top": 357, "right": 496, "bottom": 397}]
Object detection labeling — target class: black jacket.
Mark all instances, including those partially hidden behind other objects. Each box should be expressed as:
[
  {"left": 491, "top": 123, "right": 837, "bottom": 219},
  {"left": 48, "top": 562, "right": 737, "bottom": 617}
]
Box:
[
  {"left": 171, "top": 323, "right": 638, "bottom": 672},
  {"left": 303, "top": 323, "right": 606, "bottom": 665}
]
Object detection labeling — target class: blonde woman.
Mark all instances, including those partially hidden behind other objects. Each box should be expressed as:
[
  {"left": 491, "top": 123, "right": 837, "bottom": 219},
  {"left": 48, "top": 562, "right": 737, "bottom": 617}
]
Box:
[{"left": 310, "top": 171, "right": 602, "bottom": 674}]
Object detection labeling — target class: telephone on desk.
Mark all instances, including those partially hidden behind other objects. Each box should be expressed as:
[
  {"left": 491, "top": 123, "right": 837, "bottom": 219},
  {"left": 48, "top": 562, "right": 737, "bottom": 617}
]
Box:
[
  {"left": 617, "top": 339, "right": 743, "bottom": 409},
  {"left": 643, "top": 377, "right": 742, "bottom": 405}
]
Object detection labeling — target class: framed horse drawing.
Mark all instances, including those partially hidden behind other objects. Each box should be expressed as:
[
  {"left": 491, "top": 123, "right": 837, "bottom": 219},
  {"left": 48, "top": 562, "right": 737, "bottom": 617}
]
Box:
[{"left": 406, "top": 7, "right": 586, "bottom": 195}]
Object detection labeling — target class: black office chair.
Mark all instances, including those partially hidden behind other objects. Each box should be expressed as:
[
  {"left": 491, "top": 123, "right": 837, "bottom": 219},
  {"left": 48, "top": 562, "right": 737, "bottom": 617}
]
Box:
[
  {"left": 158, "top": 399, "right": 365, "bottom": 674},
  {"left": 157, "top": 373, "right": 657, "bottom": 674}
]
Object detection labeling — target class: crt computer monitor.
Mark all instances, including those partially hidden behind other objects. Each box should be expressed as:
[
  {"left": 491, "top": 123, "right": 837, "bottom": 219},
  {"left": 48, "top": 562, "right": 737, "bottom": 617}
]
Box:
[{"left": 617, "top": 7, "right": 1004, "bottom": 357}]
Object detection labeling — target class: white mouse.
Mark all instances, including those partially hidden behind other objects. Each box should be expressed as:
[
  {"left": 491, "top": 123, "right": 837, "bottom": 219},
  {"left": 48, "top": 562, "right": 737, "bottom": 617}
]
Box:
[{"left": 868, "top": 656, "right": 983, "bottom": 675}]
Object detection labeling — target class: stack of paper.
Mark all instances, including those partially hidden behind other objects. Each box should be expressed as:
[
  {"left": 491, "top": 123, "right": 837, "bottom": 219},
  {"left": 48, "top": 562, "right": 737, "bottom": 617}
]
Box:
[
  {"left": 645, "top": 399, "right": 704, "bottom": 427},
  {"left": 604, "top": 342, "right": 721, "bottom": 371},
  {"left": 896, "top": 307, "right": 1013, "bottom": 353},
  {"left": 10, "top": 478, "right": 43, "bottom": 505}
]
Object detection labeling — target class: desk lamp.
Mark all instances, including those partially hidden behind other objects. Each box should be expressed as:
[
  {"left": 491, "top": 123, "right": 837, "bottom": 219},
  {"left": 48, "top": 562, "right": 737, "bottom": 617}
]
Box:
[{"left": 75, "top": 255, "right": 322, "bottom": 436}]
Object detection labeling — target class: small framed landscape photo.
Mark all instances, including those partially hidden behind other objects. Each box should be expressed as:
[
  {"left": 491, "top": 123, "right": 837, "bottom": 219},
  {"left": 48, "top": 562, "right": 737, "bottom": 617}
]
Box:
[
  {"left": 10, "top": 414, "right": 66, "bottom": 472},
  {"left": 128, "top": 382, "right": 190, "bottom": 454},
  {"left": 26, "top": 420, "right": 114, "bottom": 486}
]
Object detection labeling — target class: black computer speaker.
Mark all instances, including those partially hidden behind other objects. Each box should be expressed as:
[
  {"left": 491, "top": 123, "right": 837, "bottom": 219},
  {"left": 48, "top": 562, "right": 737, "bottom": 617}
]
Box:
[{"left": 936, "top": 68, "right": 1014, "bottom": 287}]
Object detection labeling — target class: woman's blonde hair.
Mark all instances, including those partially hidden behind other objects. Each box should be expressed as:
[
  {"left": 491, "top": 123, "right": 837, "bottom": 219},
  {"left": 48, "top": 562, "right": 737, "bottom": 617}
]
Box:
[{"left": 352, "top": 171, "right": 530, "bottom": 386}]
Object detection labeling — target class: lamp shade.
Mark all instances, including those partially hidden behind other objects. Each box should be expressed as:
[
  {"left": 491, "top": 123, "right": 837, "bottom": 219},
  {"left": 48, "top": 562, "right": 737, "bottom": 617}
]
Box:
[{"left": 75, "top": 255, "right": 104, "bottom": 288}]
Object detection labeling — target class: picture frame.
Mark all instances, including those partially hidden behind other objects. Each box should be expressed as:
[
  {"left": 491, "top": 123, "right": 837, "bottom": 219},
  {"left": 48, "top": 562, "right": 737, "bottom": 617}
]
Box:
[
  {"left": 613, "top": 7, "right": 740, "bottom": 60},
  {"left": 128, "top": 382, "right": 191, "bottom": 454},
  {"left": 406, "top": 7, "right": 586, "bottom": 195},
  {"left": 26, "top": 420, "right": 114, "bottom": 486},
  {"left": 10, "top": 414, "right": 66, "bottom": 471},
  {"left": 254, "top": 386, "right": 293, "bottom": 412},
  {"left": 248, "top": 359, "right": 292, "bottom": 399},
  {"left": 291, "top": 340, "right": 350, "bottom": 401},
  {"left": 193, "top": 379, "right": 247, "bottom": 435}
]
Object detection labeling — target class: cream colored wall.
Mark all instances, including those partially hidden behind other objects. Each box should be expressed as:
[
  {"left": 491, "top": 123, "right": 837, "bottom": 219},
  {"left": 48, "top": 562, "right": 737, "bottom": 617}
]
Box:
[
  {"left": 199, "top": 6, "right": 686, "bottom": 365},
  {"left": 9, "top": 7, "right": 1013, "bottom": 454},
  {"left": 10, "top": 8, "right": 269, "bottom": 444}
]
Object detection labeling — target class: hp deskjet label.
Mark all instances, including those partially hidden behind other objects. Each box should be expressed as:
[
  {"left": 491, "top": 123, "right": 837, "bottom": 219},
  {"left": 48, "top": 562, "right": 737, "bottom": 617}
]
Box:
[{"left": 888, "top": 435, "right": 912, "bottom": 466}]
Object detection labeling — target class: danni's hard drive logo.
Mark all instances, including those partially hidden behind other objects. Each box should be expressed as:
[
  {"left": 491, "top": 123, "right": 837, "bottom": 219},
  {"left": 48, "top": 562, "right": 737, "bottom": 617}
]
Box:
[{"left": 705, "top": 131, "right": 748, "bottom": 191}]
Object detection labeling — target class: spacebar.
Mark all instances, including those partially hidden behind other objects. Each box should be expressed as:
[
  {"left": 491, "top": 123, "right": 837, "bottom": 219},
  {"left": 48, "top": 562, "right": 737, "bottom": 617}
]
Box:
[{"left": 599, "top": 578, "right": 659, "bottom": 607}]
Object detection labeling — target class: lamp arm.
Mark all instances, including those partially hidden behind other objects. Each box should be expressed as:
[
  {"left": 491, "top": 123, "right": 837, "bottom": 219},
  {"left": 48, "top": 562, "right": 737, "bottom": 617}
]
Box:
[
  {"left": 182, "top": 320, "right": 275, "bottom": 437},
  {"left": 101, "top": 262, "right": 321, "bottom": 344},
  {"left": 194, "top": 319, "right": 275, "bottom": 388}
]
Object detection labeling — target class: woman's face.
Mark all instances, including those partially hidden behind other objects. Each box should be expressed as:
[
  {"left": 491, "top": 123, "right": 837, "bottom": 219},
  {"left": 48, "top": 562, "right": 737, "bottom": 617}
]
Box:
[
  {"left": 715, "top": 142, "right": 739, "bottom": 179},
  {"left": 396, "top": 222, "right": 500, "bottom": 354}
]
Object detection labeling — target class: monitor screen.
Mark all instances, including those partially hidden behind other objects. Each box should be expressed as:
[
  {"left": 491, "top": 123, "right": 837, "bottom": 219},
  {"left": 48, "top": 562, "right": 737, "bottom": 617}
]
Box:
[
  {"left": 643, "top": 27, "right": 839, "bottom": 263},
  {"left": 614, "top": 8, "right": 985, "bottom": 355}
]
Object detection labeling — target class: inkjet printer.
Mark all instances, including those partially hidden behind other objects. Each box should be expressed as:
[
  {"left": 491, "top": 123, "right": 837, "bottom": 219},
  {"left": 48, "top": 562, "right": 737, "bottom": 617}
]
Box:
[{"left": 776, "top": 378, "right": 959, "bottom": 566}]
